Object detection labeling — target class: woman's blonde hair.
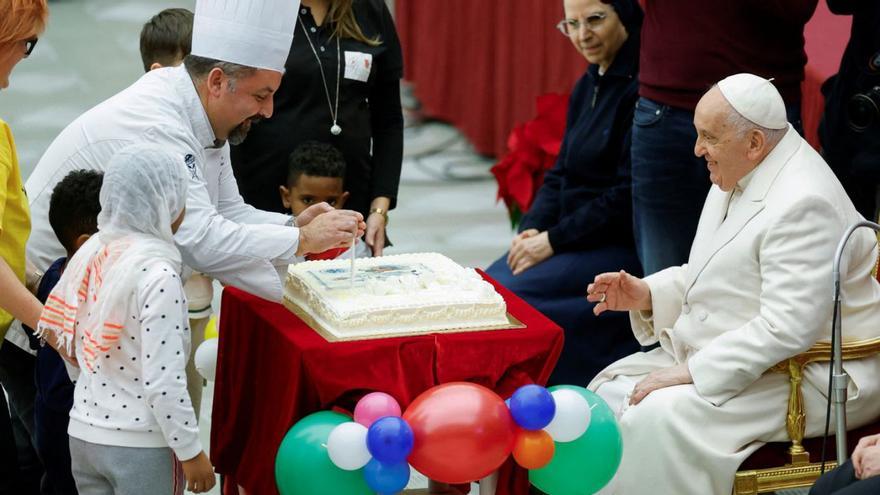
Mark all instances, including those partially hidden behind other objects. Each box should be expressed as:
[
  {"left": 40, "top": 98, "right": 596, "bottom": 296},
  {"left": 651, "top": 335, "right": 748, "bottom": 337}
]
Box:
[
  {"left": 0, "top": 0, "right": 48, "bottom": 45},
  {"left": 328, "top": 0, "right": 381, "bottom": 47}
]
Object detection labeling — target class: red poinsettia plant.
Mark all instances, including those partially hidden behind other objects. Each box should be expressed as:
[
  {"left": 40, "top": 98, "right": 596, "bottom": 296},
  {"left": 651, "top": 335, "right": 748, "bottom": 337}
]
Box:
[{"left": 491, "top": 93, "right": 569, "bottom": 228}]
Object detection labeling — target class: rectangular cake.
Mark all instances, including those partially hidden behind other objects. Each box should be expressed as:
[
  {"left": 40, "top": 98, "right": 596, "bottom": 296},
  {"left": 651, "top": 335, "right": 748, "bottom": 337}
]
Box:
[{"left": 283, "top": 253, "right": 512, "bottom": 340}]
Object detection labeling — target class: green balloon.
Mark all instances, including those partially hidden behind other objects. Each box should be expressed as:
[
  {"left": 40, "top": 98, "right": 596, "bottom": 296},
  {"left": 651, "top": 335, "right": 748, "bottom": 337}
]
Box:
[
  {"left": 529, "top": 385, "right": 623, "bottom": 495},
  {"left": 275, "top": 411, "right": 373, "bottom": 495}
]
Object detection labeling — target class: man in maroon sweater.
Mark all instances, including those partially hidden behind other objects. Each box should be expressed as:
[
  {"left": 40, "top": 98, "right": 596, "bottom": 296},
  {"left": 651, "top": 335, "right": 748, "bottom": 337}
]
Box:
[{"left": 631, "top": 0, "right": 817, "bottom": 275}]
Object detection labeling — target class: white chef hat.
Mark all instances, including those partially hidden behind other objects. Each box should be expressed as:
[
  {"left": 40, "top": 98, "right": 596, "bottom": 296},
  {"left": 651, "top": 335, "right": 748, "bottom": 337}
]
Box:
[
  {"left": 191, "top": 0, "right": 300, "bottom": 73},
  {"left": 717, "top": 73, "right": 788, "bottom": 130}
]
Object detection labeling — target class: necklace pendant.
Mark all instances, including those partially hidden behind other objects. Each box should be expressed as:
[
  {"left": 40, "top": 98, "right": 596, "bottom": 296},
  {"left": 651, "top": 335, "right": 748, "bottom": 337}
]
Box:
[{"left": 330, "top": 124, "right": 342, "bottom": 136}]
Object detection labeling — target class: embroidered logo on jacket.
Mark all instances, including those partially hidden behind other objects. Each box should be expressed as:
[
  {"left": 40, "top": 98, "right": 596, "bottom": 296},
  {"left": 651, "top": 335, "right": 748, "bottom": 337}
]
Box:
[{"left": 184, "top": 154, "right": 198, "bottom": 180}]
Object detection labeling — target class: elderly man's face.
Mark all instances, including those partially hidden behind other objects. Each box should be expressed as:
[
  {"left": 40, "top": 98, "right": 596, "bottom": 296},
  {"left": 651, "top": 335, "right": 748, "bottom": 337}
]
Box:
[
  {"left": 693, "top": 88, "right": 755, "bottom": 192},
  {"left": 562, "top": 0, "right": 628, "bottom": 71},
  {"left": 208, "top": 68, "right": 281, "bottom": 145}
]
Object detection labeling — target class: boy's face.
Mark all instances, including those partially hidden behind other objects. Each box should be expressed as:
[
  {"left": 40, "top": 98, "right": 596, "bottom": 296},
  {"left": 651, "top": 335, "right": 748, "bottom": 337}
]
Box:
[{"left": 279, "top": 174, "right": 348, "bottom": 216}]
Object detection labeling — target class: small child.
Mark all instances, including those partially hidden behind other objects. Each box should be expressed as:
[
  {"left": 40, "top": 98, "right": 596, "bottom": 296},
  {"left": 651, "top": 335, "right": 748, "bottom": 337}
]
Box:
[
  {"left": 29, "top": 169, "right": 103, "bottom": 495},
  {"left": 139, "top": 8, "right": 193, "bottom": 72},
  {"left": 280, "top": 141, "right": 367, "bottom": 260},
  {"left": 36, "top": 145, "right": 215, "bottom": 494}
]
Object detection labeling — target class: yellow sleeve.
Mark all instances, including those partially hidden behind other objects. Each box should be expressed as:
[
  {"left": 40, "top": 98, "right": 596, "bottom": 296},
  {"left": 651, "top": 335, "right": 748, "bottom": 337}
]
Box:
[{"left": 0, "top": 120, "right": 15, "bottom": 225}]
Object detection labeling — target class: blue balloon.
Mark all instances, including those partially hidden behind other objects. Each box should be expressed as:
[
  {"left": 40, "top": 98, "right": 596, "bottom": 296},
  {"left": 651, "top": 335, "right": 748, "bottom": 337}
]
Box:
[
  {"left": 509, "top": 384, "right": 556, "bottom": 430},
  {"left": 363, "top": 459, "right": 410, "bottom": 494},
  {"left": 366, "top": 416, "right": 414, "bottom": 463}
]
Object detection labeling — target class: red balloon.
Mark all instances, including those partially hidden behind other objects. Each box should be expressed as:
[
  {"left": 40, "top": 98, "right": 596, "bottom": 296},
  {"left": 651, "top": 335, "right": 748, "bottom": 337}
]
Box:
[{"left": 403, "top": 382, "right": 516, "bottom": 483}]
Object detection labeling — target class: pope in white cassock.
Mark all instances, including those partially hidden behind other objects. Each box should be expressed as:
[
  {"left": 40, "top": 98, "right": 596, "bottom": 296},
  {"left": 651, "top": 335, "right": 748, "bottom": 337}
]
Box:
[
  {"left": 585, "top": 74, "right": 880, "bottom": 494},
  {"left": 24, "top": 0, "right": 364, "bottom": 303}
]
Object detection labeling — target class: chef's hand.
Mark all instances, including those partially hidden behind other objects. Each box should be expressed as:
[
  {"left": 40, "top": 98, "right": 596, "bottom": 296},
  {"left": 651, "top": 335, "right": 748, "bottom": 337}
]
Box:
[
  {"left": 296, "top": 210, "right": 365, "bottom": 256},
  {"left": 587, "top": 270, "right": 652, "bottom": 316},
  {"left": 507, "top": 230, "right": 553, "bottom": 275},
  {"left": 294, "top": 202, "right": 335, "bottom": 227},
  {"left": 629, "top": 363, "right": 692, "bottom": 405}
]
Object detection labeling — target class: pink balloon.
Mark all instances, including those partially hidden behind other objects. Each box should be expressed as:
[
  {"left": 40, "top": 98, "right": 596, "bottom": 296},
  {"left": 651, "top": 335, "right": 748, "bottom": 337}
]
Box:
[{"left": 354, "top": 392, "right": 402, "bottom": 427}]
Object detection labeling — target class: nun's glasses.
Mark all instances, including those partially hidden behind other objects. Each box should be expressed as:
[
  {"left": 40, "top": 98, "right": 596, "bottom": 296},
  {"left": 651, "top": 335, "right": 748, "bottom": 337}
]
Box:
[{"left": 556, "top": 12, "right": 607, "bottom": 36}]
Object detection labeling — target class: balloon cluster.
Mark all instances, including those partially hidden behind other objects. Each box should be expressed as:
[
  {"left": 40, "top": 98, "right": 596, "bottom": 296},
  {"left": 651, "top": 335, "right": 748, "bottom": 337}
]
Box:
[
  {"left": 327, "top": 393, "right": 414, "bottom": 494},
  {"left": 275, "top": 383, "right": 621, "bottom": 495}
]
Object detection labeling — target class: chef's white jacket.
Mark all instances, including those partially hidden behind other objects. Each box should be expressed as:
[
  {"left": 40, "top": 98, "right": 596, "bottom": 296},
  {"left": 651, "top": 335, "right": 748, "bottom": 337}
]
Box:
[{"left": 25, "top": 66, "right": 296, "bottom": 302}]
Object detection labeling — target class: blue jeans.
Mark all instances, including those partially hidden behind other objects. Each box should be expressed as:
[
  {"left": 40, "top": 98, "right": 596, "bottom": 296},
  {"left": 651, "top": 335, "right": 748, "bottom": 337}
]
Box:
[{"left": 631, "top": 97, "right": 803, "bottom": 275}]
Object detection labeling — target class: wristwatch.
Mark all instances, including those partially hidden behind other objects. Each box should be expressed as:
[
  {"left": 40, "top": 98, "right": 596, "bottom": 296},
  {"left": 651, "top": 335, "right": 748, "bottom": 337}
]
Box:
[{"left": 369, "top": 207, "right": 389, "bottom": 226}]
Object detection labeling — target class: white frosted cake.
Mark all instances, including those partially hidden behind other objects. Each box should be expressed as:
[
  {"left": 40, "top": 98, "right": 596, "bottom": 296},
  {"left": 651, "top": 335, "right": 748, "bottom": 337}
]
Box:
[{"left": 283, "top": 253, "right": 511, "bottom": 340}]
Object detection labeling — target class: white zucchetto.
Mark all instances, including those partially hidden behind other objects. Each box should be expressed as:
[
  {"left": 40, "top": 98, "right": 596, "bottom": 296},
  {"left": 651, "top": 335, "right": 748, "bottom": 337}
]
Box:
[
  {"left": 191, "top": 0, "right": 300, "bottom": 73},
  {"left": 717, "top": 73, "right": 788, "bottom": 130}
]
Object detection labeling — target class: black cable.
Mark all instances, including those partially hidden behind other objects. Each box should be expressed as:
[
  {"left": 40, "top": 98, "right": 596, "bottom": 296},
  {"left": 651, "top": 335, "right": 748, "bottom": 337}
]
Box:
[{"left": 820, "top": 298, "right": 840, "bottom": 474}]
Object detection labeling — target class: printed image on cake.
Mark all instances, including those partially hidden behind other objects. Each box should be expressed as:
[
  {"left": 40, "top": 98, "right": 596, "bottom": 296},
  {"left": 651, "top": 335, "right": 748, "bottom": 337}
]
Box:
[{"left": 283, "top": 253, "right": 514, "bottom": 340}]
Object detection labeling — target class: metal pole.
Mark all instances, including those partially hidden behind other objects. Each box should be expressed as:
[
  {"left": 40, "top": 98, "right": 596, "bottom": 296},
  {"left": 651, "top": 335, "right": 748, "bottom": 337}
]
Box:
[{"left": 831, "top": 220, "right": 880, "bottom": 464}]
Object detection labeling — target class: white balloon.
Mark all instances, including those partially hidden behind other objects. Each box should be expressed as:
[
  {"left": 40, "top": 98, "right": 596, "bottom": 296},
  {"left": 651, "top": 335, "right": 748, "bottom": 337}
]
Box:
[
  {"left": 194, "top": 338, "right": 219, "bottom": 381},
  {"left": 544, "top": 389, "right": 592, "bottom": 442},
  {"left": 326, "top": 422, "right": 372, "bottom": 471}
]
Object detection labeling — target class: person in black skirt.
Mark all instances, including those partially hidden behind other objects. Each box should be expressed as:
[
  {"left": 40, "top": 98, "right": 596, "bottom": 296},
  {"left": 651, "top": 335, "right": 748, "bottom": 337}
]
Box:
[
  {"left": 486, "top": 0, "right": 643, "bottom": 385},
  {"left": 230, "top": 0, "right": 402, "bottom": 256}
]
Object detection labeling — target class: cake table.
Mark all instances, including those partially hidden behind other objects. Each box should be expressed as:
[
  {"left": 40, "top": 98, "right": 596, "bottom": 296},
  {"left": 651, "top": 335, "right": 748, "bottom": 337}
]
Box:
[{"left": 210, "top": 272, "right": 564, "bottom": 495}]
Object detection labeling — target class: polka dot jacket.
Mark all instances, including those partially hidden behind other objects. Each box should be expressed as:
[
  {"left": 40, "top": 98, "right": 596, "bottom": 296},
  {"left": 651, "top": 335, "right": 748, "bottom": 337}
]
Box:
[{"left": 67, "top": 260, "right": 202, "bottom": 461}]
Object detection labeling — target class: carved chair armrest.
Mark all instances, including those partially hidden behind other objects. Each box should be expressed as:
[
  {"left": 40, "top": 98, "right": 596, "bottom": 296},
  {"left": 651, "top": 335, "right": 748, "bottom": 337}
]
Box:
[{"left": 767, "top": 337, "right": 880, "bottom": 464}]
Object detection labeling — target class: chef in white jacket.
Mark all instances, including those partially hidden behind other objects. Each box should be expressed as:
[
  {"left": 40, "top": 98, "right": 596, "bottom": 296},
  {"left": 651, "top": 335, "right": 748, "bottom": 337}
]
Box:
[
  {"left": 585, "top": 74, "right": 880, "bottom": 494},
  {"left": 24, "top": 0, "right": 363, "bottom": 304}
]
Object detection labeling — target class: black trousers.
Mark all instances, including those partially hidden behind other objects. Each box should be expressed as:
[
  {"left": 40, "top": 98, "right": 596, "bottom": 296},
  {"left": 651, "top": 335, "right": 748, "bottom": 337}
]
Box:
[
  {"left": 0, "top": 342, "right": 43, "bottom": 495},
  {"left": 811, "top": 460, "right": 880, "bottom": 495}
]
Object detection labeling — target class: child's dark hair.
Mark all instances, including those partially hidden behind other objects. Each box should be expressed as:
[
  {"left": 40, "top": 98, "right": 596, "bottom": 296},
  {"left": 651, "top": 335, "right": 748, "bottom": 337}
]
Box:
[
  {"left": 49, "top": 170, "right": 103, "bottom": 254},
  {"left": 286, "top": 141, "right": 347, "bottom": 186},
  {"left": 139, "top": 8, "right": 194, "bottom": 72}
]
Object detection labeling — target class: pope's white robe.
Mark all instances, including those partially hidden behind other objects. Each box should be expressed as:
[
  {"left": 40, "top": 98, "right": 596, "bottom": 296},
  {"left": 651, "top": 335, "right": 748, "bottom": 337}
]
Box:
[{"left": 588, "top": 126, "right": 880, "bottom": 494}]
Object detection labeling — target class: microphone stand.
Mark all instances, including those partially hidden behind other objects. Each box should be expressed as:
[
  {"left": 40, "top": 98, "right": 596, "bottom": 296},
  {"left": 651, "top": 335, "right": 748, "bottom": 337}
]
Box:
[{"left": 827, "top": 220, "right": 880, "bottom": 466}]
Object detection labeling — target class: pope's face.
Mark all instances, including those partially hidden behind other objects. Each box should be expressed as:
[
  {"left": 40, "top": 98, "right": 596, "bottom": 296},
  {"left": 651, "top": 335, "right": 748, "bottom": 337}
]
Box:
[
  {"left": 210, "top": 68, "right": 281, "bottom": 144},
  {"left": 693, "top": 88, "right": 755, "bottom": 192}
]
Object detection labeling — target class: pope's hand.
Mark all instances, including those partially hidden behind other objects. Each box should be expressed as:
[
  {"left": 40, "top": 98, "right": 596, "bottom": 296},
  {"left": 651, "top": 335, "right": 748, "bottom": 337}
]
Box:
[
  {"left": 587, "top": 270, "right": 652, "bottom": 316},
  {"left": 853, "top": 433, "right": 880, "bottom": 479},
  {"left": 629, "top": 363, "right": 692, "bottom": 406},
  {"left": 294, "top": 202, "right": 335, "bottom": 227},
  {"left": 296, "top": 210, "right": 365, "bottom": 256},
  {"left": 507, "top": 230, "right": 553, "bottom": 275}
]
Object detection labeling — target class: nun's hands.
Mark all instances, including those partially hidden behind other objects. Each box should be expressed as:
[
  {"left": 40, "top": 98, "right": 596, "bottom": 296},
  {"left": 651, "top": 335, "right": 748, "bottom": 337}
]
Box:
[{"left": 507, "top": 230, "right": 553, "bottom": 275}]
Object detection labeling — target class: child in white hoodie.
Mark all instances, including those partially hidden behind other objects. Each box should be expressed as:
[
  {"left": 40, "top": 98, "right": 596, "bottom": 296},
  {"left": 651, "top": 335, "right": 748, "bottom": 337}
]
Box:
[{"left": 37, "top": 144, "right": 215, "bottom": 494}]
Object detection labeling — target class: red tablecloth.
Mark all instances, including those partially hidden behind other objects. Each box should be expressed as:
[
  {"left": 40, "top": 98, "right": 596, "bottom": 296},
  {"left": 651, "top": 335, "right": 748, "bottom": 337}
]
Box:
[
  {"left": 211, "top": 276, "right": 564, "bottom": 495},
  {"left": 397, "top": 2, "right": 851, "bottom": 156}
]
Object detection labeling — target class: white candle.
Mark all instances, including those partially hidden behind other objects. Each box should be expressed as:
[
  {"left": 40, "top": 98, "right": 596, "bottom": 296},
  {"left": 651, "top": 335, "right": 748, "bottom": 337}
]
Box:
[{"left": 350, "top": 232, "right": 356, "bottom": 287}]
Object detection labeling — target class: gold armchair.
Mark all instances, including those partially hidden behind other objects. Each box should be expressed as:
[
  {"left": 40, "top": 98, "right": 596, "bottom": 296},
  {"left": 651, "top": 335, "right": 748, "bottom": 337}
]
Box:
[{"left": 733, "top": 337, "right": 880, "bottom": 494}]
